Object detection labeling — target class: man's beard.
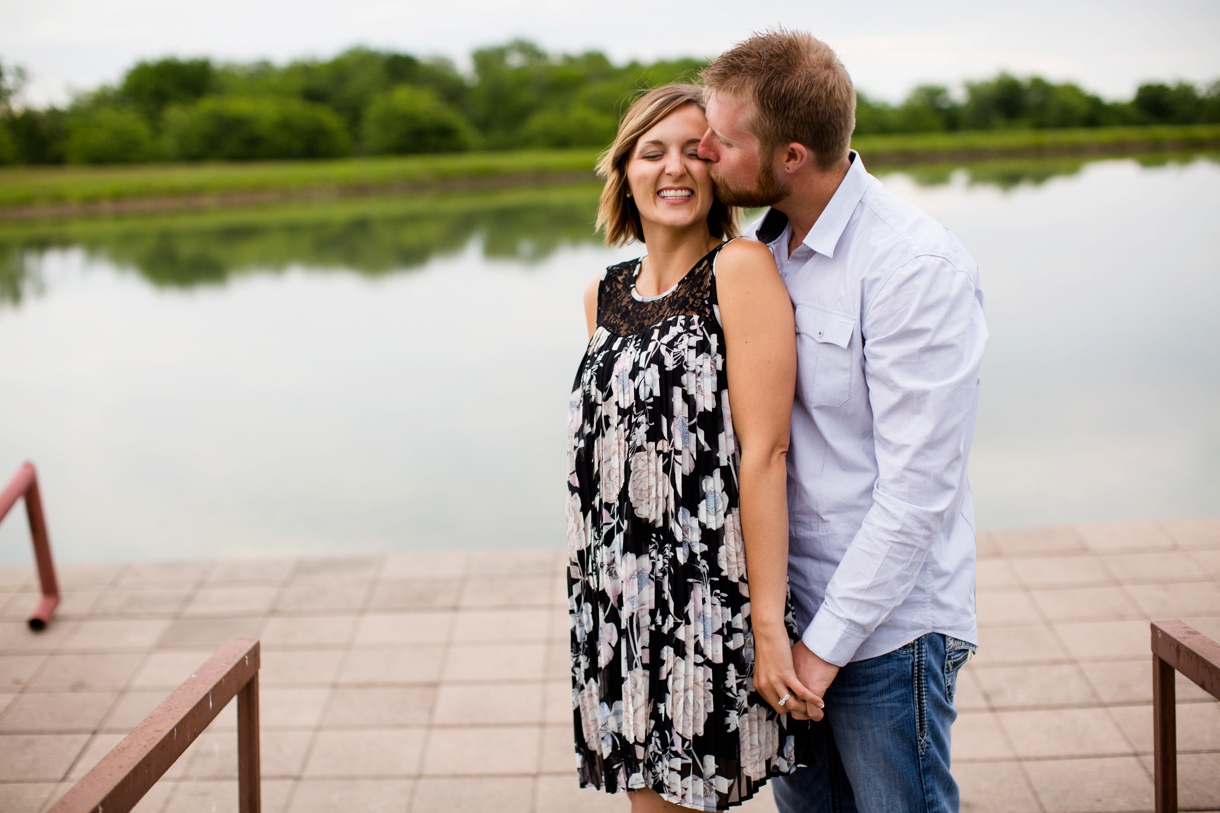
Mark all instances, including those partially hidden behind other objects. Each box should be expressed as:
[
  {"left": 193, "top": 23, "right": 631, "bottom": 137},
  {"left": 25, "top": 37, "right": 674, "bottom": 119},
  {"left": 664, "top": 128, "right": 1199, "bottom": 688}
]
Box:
[{"left": 711, "top": 159, "right": 791, "bottom": 208}]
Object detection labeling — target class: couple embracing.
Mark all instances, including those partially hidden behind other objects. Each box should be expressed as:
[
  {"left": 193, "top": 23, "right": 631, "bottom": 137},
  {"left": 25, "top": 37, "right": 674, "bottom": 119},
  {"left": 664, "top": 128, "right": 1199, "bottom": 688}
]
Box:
[{"left": 566, "top": 28, "right": 987, "bottom": 813}]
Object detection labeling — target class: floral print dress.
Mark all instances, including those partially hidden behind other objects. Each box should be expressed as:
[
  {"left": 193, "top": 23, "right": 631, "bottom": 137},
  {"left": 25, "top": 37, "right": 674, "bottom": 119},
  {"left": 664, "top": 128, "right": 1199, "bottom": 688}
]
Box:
[{"left": 566, "top": 243, "right": 807, "bottom": 811}]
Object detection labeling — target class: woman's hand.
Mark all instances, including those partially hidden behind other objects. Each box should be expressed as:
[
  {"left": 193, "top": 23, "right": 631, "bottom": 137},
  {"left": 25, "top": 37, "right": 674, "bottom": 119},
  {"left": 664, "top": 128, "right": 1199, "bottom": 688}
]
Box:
[
  {"left": 716, "top": 238, "right": 812, "bottom": 718},
  {"left": 752, "top": 622, "right": 823, "bottom": 718}
]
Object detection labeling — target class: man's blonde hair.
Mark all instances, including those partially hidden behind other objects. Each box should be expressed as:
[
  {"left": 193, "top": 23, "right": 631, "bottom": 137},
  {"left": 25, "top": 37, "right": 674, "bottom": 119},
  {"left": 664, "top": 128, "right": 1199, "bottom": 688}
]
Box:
[
  {"left": 701, "top": 28, "right": 856, "bottom": 170},
  {"left": 596, "top": 84, "right": 737, "bottom": 246}
]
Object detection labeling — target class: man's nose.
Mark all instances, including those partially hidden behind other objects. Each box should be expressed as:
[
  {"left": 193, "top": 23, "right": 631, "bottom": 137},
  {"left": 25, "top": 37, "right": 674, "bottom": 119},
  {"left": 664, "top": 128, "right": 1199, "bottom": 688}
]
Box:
[{"left": 697, "top": 132, "right": 716, "bottom": 162}]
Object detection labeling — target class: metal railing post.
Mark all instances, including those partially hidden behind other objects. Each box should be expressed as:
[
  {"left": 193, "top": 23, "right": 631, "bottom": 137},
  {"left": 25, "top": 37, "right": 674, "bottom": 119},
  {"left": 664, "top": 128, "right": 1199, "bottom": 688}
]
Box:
[
  {"left": 238, "top": 671, "right": 262, "bottom": 813},
  {"left": 1153, "top": 650, "right": 1177, "bottom": 813},
  {"left": 0, "top": 462, "right": 61, "bottom": 630},
  {"left": 1150, "top": 620, "right": 1220, "bottom": 813}
]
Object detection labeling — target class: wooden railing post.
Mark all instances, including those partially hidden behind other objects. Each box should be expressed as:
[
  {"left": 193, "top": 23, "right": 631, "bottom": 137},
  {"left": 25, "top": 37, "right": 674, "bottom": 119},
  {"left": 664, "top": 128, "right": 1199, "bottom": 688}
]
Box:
[{"left": 0, "top": 462, "right": 61, "bottom": 630}]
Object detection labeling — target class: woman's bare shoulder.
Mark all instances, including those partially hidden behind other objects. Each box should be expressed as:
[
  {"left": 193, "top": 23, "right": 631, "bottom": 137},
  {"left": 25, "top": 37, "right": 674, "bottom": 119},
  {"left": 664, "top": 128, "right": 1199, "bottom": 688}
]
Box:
[
  {"left": 717, "top": 237, "right": 779, "bottom": 274},
  {"left": 716, "top": 237, "right": 781, "bottom": 286}
]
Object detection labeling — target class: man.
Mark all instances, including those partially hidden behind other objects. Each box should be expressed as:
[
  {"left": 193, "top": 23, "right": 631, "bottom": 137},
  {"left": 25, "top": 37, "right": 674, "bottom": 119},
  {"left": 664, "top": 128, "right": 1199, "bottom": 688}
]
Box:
[{"left": 698, "top": 29, "right": 987, "bottom": 813}]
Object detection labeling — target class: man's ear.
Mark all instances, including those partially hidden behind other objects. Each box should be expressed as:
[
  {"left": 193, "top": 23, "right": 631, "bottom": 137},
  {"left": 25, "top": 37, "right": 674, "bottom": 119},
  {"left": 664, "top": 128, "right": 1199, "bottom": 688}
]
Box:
[{"left": 781, "top": 142, "right": 812, "bottom": 174}]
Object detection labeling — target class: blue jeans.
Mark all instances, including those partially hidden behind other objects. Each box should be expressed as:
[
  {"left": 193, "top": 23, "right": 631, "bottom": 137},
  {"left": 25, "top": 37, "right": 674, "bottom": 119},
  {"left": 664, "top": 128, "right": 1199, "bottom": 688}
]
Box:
[{"left": 772, "top": 633, "right": 974, "bottom": 813}]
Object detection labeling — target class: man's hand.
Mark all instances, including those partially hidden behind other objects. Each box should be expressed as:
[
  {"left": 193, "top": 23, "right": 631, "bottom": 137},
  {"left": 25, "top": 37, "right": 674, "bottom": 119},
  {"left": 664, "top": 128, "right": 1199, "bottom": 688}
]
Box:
[{"left": 788, "top": 640, "right": 839, "bottom": 722}]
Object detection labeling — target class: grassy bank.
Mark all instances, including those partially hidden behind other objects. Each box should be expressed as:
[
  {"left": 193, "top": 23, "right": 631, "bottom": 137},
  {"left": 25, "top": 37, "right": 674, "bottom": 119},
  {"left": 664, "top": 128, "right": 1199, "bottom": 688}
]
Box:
[
  {"left": 2, "top": 124, "right": 1218, "bottom": 216},
  {"left": 0, "top": 150, "right": 601, "bottom": 211},
  {"left": 856, "top": 124, "right": 1220, "bottom": 165}
]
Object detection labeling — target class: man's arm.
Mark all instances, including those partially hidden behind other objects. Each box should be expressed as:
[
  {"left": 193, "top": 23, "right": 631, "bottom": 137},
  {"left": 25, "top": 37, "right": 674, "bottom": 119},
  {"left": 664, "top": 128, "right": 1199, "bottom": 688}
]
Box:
[{"left": 802, "top": 253, "right": 987, "bottom": 668}]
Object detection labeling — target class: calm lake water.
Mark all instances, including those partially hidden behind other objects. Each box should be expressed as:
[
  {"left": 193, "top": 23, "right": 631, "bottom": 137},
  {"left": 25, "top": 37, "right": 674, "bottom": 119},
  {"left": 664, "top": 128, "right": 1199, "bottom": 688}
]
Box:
[{"left": 2, "top": 153, "right": 1218, "bottom": 563}]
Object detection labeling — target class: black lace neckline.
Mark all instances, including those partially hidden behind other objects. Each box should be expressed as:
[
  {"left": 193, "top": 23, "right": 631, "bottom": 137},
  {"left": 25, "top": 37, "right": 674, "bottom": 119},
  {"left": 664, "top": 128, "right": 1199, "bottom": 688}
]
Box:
[
  {"left": 596, "top": 244, "right": 724, "bottom": 337},
  {"left": 630, "top": 262, "right": 681, "bottom": 302}
]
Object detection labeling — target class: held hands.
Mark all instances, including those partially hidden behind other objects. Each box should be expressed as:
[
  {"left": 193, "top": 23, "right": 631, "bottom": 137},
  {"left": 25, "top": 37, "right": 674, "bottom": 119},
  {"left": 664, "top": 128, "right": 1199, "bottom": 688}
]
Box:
[
  {"left": 752, "top": 625, "right": 825, "bottom": 721},
  {"left": 788, "top": 640, "right": 839, "bottom": 722}
]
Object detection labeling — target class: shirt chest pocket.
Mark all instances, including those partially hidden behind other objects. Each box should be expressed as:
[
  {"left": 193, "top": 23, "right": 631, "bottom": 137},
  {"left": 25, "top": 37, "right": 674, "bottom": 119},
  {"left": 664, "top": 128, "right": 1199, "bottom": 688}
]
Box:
[{"left": 794, "top": 305, "right": 856, "bottom": 408}]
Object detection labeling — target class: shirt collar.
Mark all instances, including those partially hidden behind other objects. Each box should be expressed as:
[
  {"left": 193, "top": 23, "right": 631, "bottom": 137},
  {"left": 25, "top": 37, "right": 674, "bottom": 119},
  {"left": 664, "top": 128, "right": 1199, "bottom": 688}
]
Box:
[{"left": 753, "top": 150, "right": 869, "bottom": 259}]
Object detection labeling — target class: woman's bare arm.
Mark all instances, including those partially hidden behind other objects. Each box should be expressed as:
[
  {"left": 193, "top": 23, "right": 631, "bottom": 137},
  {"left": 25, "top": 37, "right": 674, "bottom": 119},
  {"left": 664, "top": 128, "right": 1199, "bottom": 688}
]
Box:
[
  {"left": 583, "top": 273, "right": 600, "bottom": 339},
  {"left": 715, "top": 238, "right": 818, "bottom": 717}
]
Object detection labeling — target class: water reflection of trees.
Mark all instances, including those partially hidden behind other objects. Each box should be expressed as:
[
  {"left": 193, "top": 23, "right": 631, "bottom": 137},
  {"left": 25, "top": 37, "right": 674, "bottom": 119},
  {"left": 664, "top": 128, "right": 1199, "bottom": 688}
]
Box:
[
  {"left": 0, "top": 243, "right": 29, "bottom": 304},
  {"left": 881, "top": 150, "right": 1217, "bottom": 190},
  {"left": 1, "top": 152, "right": 1215, "bottom": 304},
  {"left": 0, "top": 185, "right": 604, "bottom": 302}
]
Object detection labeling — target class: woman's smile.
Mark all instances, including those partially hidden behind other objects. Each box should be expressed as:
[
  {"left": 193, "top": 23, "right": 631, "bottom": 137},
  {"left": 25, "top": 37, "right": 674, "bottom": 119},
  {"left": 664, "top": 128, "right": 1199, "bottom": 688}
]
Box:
[{"left": 657, "top": 187, "right": 695, "bottom": 202}]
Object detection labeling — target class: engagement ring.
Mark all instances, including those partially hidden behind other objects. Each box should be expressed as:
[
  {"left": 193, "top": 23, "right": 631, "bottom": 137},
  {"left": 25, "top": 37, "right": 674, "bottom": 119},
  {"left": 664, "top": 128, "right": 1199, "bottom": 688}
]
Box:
[{"left": 778, "top": 693, "right": 792, "bottom": 707}]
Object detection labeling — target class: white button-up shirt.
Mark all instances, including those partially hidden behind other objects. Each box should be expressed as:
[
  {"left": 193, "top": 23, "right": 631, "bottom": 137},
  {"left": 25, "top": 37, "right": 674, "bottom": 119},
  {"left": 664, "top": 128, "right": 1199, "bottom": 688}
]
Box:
[{"left": 754, "top": 152, "right": 987, "bottom": 666}]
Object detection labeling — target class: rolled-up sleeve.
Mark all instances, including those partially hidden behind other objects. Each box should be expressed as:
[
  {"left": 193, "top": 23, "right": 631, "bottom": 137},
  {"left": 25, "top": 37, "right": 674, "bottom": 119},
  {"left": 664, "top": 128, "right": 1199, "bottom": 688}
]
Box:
[{"left": 803, "top": 253, "right": 987, "bottom": 666}]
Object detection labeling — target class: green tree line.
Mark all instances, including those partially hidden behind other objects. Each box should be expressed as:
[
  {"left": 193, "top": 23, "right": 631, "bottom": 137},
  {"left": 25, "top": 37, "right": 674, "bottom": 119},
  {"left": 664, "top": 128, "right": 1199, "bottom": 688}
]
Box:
[{"left": 1, "top": 42, "right": 1218, "bottom": 166}]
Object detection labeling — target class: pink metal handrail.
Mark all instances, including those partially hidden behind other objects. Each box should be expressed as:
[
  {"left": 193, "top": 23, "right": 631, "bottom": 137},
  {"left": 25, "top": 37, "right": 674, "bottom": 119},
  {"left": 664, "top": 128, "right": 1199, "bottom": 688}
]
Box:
[
  {"left": 0, "top": 461, "right": 60, "bottom": 630},
  {"left": 49, "top": 637, "right": 261, "bottom": 813},
  {"left": 1151, "top": 619, "right": 1220, "bottom": 813}
]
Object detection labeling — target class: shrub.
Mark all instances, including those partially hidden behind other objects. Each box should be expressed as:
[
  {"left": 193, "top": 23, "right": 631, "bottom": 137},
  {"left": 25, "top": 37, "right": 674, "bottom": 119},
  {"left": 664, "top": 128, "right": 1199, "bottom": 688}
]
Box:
[
  {"left": 1134, "top": 82, "right": 1205, "bottom": 124},
  {"left": 519, "top": 105, "right": 617, "bottom": 148},
  {"left": 65, "top": 107, "right": 156, "bottom": 164},
  {"left": 1204, "top": 81, "right": 1220, "bottom": 123},
  {"left": 897, "top": 86, "right": 960, "bottom": 132},
  {"left": 361, "top": 86, "right": 475, "bottom": 154},
  {"left": 5, "top": 108, "right": 67, "bottom": 164},
  {"left": 853, "top": 93, "right": 899, "bottom": 135},
  {"left": 165, "top": 96, "right": 351, "bottom": 161},
  {"left": 0, "top": 119, "right": 18, "bottom": 165},
  {"left": 121, "top": 58, "right": 214, "bottom": 123},
  {"left": 961, "top": 73, "right": 1028, "bottom": 129}
]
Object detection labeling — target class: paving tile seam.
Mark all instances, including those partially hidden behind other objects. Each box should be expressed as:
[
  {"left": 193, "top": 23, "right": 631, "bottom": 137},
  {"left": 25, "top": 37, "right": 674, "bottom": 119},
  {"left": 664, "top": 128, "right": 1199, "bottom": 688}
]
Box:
[
  {"left": 266, "top": 681, "right": 440, "bottom": 688},
  {"left": 962, "top": 702, "right": 1219, "bottom": 718},
  {"left": 4, "top": 539, "right": 1218, "bottom": 813},
  {"left": 277, "top": 553, "right": 391, "bottom": 813},
  {"left": 1010, "top": 579, "right": 1144, "bottom": 751},
  {"left": 61, "top": 561, "right": 219, "bottom": 787},
  {"left": 952, "top": 755, "right": 1111, "bottom": 764},
  {"left": 402, "top": 563, "right": 471, "bottom": 813},
  {"left": 978, "top": 589, "right": 1114, "bottom": 799},
  {"left": 988, "top": 545, "right": 1195, "bottom": 558},
  {"left": 294, "top": 770, "right": 573, "bottom": 779},
  {"left": 970, "top": 659, "right": 1092, "bottom": 667},
  {"left": 12, "top": 648, "right": 162, "bottom": 656},
  {"left": 1008, "top": 754, "right": 1164, "bottom": 763},
  {"left": 974, "top": 704, "right": 1154, "bottom": 712}
]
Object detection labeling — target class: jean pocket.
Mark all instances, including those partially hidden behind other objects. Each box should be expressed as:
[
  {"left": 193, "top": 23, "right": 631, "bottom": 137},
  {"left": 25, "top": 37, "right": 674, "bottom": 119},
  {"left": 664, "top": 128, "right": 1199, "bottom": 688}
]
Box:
[
  {"left": 794, "top": 305, "right": 855, "bottom": 408},
  {"left": 943, "top": 636, "right": 976, "bottom": 704}
]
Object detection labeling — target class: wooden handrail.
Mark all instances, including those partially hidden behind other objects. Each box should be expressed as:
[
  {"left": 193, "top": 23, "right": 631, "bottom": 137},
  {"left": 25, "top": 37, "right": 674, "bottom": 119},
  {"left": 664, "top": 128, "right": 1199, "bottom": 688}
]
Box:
[
  {"left": 49, "top": 638, "right": 262, "bottom": 813},
  {"left": 1151, "top": 619, "right": 1220, "bottom": 813},
  {"left": 0, "top": 461, "right": 60, "bottom": 630}
]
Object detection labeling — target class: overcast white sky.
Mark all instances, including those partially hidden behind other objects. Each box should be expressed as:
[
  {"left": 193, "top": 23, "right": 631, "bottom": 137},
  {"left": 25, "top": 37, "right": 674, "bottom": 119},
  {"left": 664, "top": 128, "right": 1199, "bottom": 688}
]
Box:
[{"left": 3, "top": 0, "right": 1219, "bottom": 107}]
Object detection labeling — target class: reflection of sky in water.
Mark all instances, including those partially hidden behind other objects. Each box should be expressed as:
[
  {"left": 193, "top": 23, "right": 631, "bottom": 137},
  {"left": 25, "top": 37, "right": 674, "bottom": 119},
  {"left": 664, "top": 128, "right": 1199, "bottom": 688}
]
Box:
[
  {"left": 882, "top": 159, "right": 1220, "bottom": 527},
  {"left": 1, "top": 156, "right": 1218, "bottom": 562}
]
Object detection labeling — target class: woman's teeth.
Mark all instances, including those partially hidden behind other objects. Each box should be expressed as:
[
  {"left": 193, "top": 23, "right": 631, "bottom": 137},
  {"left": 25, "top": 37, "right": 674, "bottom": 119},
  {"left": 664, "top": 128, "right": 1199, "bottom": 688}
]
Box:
[{"left": 658, "top": 189, "right": 693, "bottom": 199}]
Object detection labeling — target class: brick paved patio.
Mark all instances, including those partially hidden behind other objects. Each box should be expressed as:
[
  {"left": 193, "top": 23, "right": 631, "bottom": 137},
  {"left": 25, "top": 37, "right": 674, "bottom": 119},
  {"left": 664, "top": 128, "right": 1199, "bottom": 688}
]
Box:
[{"left": 0, "top": 518, "right": 1218, "bottom": 813}]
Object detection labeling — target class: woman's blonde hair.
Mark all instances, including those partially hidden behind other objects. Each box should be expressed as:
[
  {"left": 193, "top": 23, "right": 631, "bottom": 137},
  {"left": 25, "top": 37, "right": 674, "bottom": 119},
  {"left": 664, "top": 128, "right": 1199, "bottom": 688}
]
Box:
[{"left": 595, "top": 84, "right": 738, "bottom": 246}]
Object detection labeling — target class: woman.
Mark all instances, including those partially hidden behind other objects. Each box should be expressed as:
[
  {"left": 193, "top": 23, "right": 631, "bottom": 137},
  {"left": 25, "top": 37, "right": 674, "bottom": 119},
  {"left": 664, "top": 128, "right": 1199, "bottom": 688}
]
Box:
[{"left": 566, "top": 83, "right": 816, "bottom": 812}]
